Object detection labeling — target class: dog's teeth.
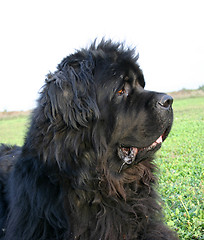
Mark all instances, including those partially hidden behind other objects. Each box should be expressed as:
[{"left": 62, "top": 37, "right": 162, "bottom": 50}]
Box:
[
  {"left": 155, "top": 135, "right": 163, "bottom": 144},
  {"left": 124, "top": 156, "right": 133, "bottom": 164}
]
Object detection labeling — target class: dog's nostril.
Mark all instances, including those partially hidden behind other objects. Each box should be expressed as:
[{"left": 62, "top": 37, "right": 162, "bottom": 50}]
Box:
[{"left": 158, "top": 95, "right": 173, "bottom": 109}]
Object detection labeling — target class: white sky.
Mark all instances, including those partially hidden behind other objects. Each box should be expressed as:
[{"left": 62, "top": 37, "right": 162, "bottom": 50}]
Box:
[{"left": 0, "top": 0, "right": 204, "bottom": 111}]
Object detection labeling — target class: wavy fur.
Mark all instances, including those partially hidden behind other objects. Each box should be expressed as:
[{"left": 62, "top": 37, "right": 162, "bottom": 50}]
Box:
[{"left": 0, "top": 40, "right": 178, "bottom": 240}]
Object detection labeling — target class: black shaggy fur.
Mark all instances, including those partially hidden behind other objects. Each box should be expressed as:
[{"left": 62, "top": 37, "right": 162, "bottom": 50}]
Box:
[{"left": 0, "top": 40, "right": 178, "bottom": 239}]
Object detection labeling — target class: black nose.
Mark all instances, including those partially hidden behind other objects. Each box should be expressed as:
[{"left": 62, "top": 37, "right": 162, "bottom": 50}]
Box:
[{"left": 158, "top": 94, "right": 173, "bottom": 109}]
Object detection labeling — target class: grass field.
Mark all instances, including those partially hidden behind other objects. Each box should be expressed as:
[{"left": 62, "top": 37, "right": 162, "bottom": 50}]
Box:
[
  {"left": 0, "top": 115, "right": 29, "bottom": 146},
  {"left": 156, "top": 97, "right": 204, "bottom": 239},
  {"left": 0, "top": 97, "right": 204, "bottom": 239}
]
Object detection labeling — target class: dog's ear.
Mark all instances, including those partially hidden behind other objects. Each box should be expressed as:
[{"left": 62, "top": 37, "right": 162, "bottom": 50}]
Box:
[{"left": 42, "top": 58, "right": 100, "bottom": 129}]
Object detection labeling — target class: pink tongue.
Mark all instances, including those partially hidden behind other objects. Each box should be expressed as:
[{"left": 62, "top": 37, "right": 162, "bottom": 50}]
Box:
[
  {"left": 132, "top": 147, "right": 138, "bottom": 156},
  {"left": 155, "top": 135, "right": 163, "bottom": 144}
]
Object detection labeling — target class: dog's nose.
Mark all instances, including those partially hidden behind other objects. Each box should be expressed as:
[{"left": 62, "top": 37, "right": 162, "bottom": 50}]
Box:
[{"left": 157, "top": 94, "right": 173, "bottom": 109}]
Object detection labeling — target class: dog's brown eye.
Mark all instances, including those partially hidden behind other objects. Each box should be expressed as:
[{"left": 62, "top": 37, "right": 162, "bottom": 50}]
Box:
[
  {"left": 117, "top": 81, "right": 131, "bottom": 97},
  {"left": 118, "top": 89, "right": 126, "bottom": 96}
]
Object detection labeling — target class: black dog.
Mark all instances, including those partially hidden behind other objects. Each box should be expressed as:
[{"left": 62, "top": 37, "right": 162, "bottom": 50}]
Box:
[{"left": 0, "top": 40, "right": 178, "bottom": 239}]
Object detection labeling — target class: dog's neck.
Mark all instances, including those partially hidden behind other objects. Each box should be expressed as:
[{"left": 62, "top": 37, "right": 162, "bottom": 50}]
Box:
[{"left": 61, "top": 159, "right": 157, "bottom": 240}]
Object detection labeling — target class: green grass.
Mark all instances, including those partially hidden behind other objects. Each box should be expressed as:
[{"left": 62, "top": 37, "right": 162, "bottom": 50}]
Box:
[
  {"left": 0, "top": 97, "right": 203, "bottom": 239},
  {"left": 156, "top": 97, "right": 204, "bottom": 239},
  {"left": 0, "top": 115, "right": 29, "bottom": 146}
]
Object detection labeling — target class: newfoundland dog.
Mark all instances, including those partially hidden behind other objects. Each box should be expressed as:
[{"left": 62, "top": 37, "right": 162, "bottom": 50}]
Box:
[{"left": 0, "top": 40, "right": 178, "bottom": 239}]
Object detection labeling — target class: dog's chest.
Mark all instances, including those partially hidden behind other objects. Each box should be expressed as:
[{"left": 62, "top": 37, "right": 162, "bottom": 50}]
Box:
[{"left": 66, "top": 194, "right": 139, "bottom": 240}]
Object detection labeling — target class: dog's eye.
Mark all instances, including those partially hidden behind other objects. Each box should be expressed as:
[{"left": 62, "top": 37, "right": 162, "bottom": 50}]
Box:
[
  {"left": 117, "top": 88, "right": 127, "bottom": 96},
  {"left": 117, "top": 83, "right": 130, "bottom": 97}
]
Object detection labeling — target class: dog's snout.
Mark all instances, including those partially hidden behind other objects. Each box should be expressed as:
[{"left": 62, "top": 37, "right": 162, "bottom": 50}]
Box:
[{"left": 158, "top": 94, "right": 173, "bottom": 109}]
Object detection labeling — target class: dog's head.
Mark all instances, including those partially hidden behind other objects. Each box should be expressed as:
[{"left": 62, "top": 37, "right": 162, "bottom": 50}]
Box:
[
  {"left": 33, "top": 40, "right": 173, "bottom": 180},
  {"left": 91, "top": 42, "right": 173, "bottom": 171}
]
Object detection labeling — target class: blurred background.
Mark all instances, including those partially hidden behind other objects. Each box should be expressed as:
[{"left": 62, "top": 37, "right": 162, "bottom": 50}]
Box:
[{"left": 0, "top": 0, "right": 203, "bottom": 111}]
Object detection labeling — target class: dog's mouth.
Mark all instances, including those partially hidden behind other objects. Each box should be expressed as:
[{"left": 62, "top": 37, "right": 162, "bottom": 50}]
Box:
[{"left": 118, "top": 128, "right": 170, "bottom": 172}]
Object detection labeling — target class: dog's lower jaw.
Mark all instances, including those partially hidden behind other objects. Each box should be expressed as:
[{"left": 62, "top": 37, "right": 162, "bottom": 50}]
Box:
[{"left": 118, "top": 135, "right": 163, "bottom": 172}]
